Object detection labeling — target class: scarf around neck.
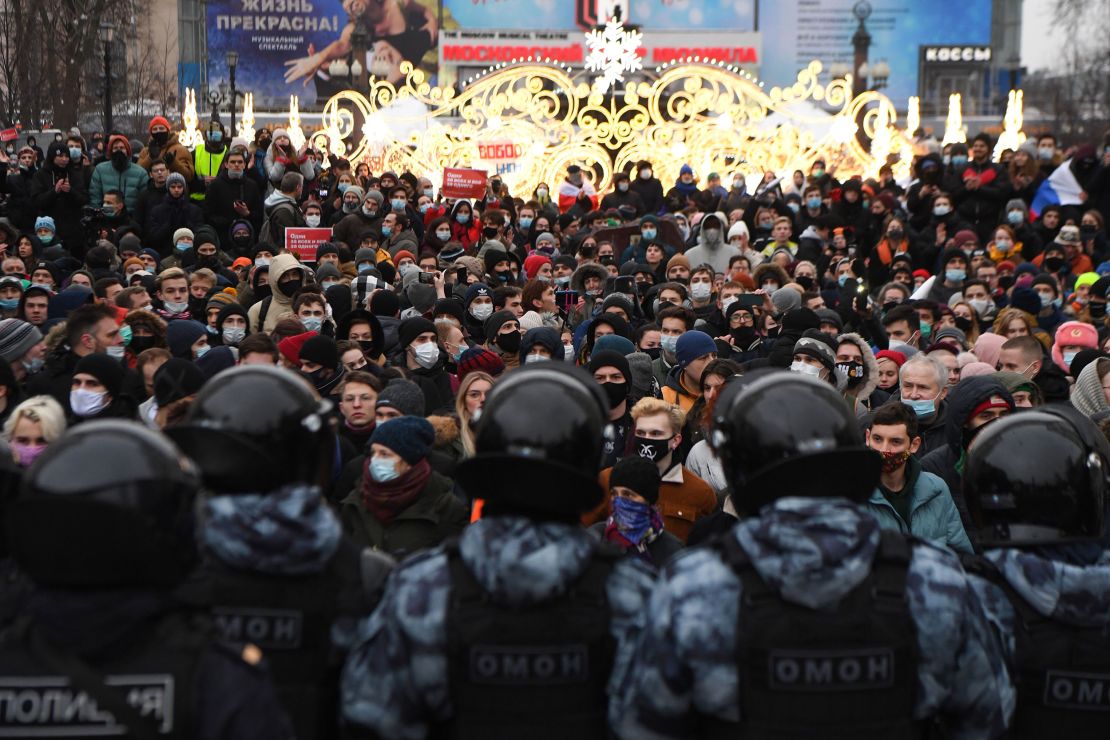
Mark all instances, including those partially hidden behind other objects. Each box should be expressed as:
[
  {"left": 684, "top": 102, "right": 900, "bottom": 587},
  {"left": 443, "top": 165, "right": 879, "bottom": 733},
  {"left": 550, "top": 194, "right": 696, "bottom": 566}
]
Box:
[{"left": 361, "top": 457, "right": 432, "bottom": 523}]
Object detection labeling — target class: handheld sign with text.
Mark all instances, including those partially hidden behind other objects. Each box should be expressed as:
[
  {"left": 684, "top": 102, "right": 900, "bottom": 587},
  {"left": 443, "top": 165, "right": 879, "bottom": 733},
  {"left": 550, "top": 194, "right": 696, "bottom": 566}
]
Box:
[
  {"left": 0, "top": 129, "right": 18, "bottom": 143},
  {"left": 285, "top": 228, "right": 333, "bottom": 264},
  {"left": 441, "top": 168, "right": 488, "bottom": 200}
]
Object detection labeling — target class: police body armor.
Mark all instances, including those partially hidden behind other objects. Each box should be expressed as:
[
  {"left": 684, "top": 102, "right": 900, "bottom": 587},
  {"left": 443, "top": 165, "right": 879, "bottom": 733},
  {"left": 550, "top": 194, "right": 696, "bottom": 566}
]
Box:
[
  {"left": 705, "top": 530, "right": 923, "bottom": 739},
  {"left": 201, "top": 537, "right": 366, "bottom": 740},
  {"left": 0, "top": 611, "right": 204, "bottom": 738},
  {"left": 963, "top": 554, "right": 1110, "bottom": 739},
  {"left": 438, "top": 541, "right": 619, "bottom": 740}
]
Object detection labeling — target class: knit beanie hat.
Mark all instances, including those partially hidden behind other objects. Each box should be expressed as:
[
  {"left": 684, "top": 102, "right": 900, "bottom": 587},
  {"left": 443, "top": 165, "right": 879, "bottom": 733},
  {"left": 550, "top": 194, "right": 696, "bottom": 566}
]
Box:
[
  {"left": 814, "top": 308, "right": 843, "bottom": 332},
  {"left": 1010, "top": 287, "right": 1042, "bottom": 316},
  {"left": 316, "top": 262, "right": 342, "bottom": 282},
  {"left": 166, "top": 172, "right": 187, "bottom": 189},
  {"left": 206, "top": 292, "right": 237, "bottom": 315},
  {"left": 457, "top": 346, "right": 505, "bottom": 380},
  {"left": 34, "top": 216, "right": 56, "bottom": 234},
  {"left": 771, "top": 287, "right": 802, "bottom": 314},
  {"left": 519, "top": 327, "right": 564, "bottom": 361},
  {"left": 587, "top": 349, "right": 631, "bottom": 383},
  {"left": 315, "top": 242, "right": 340, "bottom": 262},
  {"left": 666, "top": 253, "right": 691, "bottom": 273},
  {"left": 172, "top": 227, "right": 194, "bottom": 245},
  {"left": 523, "top": 254, "right": 552, "bottom": 280},
  {"left": 609, "top": 456, "right": 661, "bottom": 505},
  {"left": 277, "top": 331, "right": 317, "bottom": 365},
  {"left": 153, "top": 358, "right": 206, "bottom": 407},
  {"left": 376, "top": 379, "right": 426, "bottom": 417},
  {"left": 674, "top": 330, "right": 716, "bottom": 369},
  {"left": 465, "top": 283, "right": 493, "bottom": 308},
  {"left": 432, "top": 298, "right": 466, "bottom": 326},
  {"left": 397, "top": 316, "right": 436, "bottom": 350},
  {"left": 370, "top": 416, "right": 435, "bottom": 464},
  {"left": 518, "top": 311, "right": 544, "bottom": 331},
  {"left": 370, "top": 289, "right": 401, "bottom": 318},
  {"left": 166, "top": 319, "right": 208, "bottom": 359},
  {"left": 874, "top": 349, "right": 907, "bottom": 368},
  {"left": 0, "top": 319, "right": 42, "bottom": 363},
  {"left": 73, "top": 353, "right": 125, "bottom": 397},
  {"left": 405, "top": 281, "right": 437, "bottom": 315},
  {"left": 792, "top": 330, "right": 837, "bottom": 374},
  {"left": 483, "top": 310, "right": 517, "bottom": 343},
  {"left": 594, "top": 333, "right": 636, "bottom": 356},
  {"left": 299, "top": 335, "right": 339, "bottom": 370}
]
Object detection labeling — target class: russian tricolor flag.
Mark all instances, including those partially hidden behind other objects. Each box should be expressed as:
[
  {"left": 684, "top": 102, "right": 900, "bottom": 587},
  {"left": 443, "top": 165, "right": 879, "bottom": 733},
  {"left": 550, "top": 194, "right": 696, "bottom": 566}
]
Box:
[{"left": 1030, "top": 159, "right": 1084, "bottom": 218}]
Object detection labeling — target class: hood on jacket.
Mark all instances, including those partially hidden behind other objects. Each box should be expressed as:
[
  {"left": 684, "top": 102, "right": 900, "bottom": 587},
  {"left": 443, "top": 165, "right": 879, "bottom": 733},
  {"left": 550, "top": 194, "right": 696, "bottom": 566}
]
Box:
[
  {"left": 264, "top": 190, "right": 298, "bottom": 210},
  {"left": 695, "top": 211, "right": 727, "bottom": 247},
  {"left": 1071, "top": 358, "right": 1110, "bottom": 418},
  {"left": 837, "top": 332, "right": 879, "bottom": 400},
  {"left": 458, "top": 516, "right": 597, "bottom": 607},
  {"left": 944, "top": 376, "right": 1014, "bottom": 453},
  {"left": 985, "top": 548, "right": 1110, "bottom": 627},
  {"left": 735, "top": 497, "right": 881, "bottom": 609},
  {"left": 570, "top": 263, "right": 609, "bottom": 295},
  {"left": 268, "top": 252, "right": 311, "bottom": 303},
  {"left": 752, "top": 263, "right": 790, "bottom": 291}
]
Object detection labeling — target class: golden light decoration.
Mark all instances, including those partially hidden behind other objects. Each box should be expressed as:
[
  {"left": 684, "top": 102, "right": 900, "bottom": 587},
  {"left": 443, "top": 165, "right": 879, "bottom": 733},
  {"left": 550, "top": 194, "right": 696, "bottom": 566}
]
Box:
[
  {"left": 942, "top": 93, "right": 966, "bottom": 146},
  {"left": 299, "top": 59, "right": 911, "bottom": 197},
  {"left": 906, "top": 96, "right": 920, "bottom": 137},
  {"left": 993, "top": 89, "right": 1026, "bottom": 161},
  {"left": 287, "top": 95, "right": 306, "bottom": 150},
  {"left": 180, "top": 88, "right": 203, "bottom": 150},
  {"left": 237, "top": 92, "right": 256, "bottom": 141},
  {"left": 869, "top": 103, "right": 893, "bottom": 179}
]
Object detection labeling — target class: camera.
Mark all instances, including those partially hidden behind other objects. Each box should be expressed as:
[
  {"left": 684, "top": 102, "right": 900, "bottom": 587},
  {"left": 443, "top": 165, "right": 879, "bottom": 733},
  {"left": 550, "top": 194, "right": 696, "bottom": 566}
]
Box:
[{"left": 418, "top": 271, "right": 437, "bottom": 285}]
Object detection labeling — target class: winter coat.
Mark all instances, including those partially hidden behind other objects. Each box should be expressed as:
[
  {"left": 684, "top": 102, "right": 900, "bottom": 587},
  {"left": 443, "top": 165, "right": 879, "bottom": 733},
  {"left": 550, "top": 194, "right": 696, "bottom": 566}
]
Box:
[
  {"left": 247, "top": 253, "right": 311, "bottom": 332},
  {"left": 30, "top": 150, "right": 89, "bottom": 252},
  {"left": 837, "top": 332, "right": 883, "bottom": 415},
  {"left": 204, "top": 172, "right": 264, "bottom": 252},
  {"left": 333, "top": 211, "right": 381, "bottom": 253},
  {"left": 949, "top": 159, "right": 1011, "bottom": 242},
  {"left": 89, "top": 160, "right": 149, "bottom": 214},
  {"left": 586, "top": 464, "right": 716, "bottom": 543},
  {"left": 261, "top": 191, "right": 305, "bottom": 247},
  {"left": 567, "top": 263, "right": 609, "bottom": 328},
  {"left": 683, "top": 211, "right": 739, "bottom": 274},
  {"left": 630, "top": 175, "right": 665, "bottom": 215},
  {"left": 147, "top": 192, "right": 205, "bottom": 254},
  {"left": 866, "top": 458, "right": 972, "bottom": 553},
  {"left": 339, "top": 468, "right": 467, "bottom": 557},
  {"left": 684, "top": 439, "right": 727, "bottom": 498},
  {"left": 4, "top": 166, "right": 37, "bottom": 231},
  {"left": 264, "top": 145, "right": 317, "bottom": 193},
  {"left": 137, "top": 132, "right": 195, "bottom": 180},
  {"left": 587, "top": 520, "right": 683, "bottom": 567}
]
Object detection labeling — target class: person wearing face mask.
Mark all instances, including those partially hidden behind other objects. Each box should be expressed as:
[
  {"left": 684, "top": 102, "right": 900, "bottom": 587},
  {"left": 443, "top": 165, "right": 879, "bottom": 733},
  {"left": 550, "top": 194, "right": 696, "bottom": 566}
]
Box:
[
  {"left": 518, "top": 325, "right": 565, "bottom": 366},
  {"left": 30, "top": 142, "right": 89, "bottom": 253},
  {"left": 627, "top": 158, "right": 664, "bottom": 214},
  {"left": 567, "top": 262, "right": 609, "bottom": 328},
  {"left": 340, "top": 414, "right": 467, "bottom": 554},
  {"left": 204, "top": 148, "right": 263, "bottom": 251},
  {"left": 68, "top": 353, "right": 135, "bottom": 424},
  {"left": 665, "top": 163, "right": 700, "bottom": 210},
  {"left": 248, "top": 252, "right": 312, "bottom": 332},
  {"left": 2, "top": 395, "right": 64, "bottom": 468},
  {"left": 896, "top": 353, "right": 951, "bottom": 456},
  {"left": 789, "top": 332, "right": 844, "bottom": 390},
  {"left": 589, "top": 349, "right": 635, "bottom": 469},
  {"left": 836, "top": 332, "right": 887, "bottom": 415},
  {"left": 682, "top": 212, "right": 738, "bottom": 275},
  {"left": 864, "top": 402, "right": 972, "bottom": 553},
  {"left": 589, "top": 455, "right": 681, "bottom": 565},
  {"left": 4, "top": 146, "right": 39, "bottom": 232},
  {"left": 147, "top": 173, "right": 204, "bottom": 255},
  {"left": 483, "top": 310, "right": 522, "bottom": 368},
  {"left": 138, "top": 115, "right": 195, "bottom": 181},
  {"left": 462, "top": 283, "right": 495, "bottom": 343},
  {"left": 397, "top": 317, "right": 455, "bottom": 415},
  {"left": 1050, "top": 320, "right": 1098, "bottom": 374},
  {"left": 88, "top": 135, "right": 149, "bottom": 217},
  {"left": 948, "top": 133, "right": 1011, "bottom": 243},
  {"left": 599, "top": 171, "right": 646, "bottom": 217},
  {"left": 214, "top": 302, "right": 249, "bottom": 348},
  {"left": 924, "top": 248, "right": 970, "bottom": 305},
  {"left": 1030, "top": 273, "right": 1066, "bottom": 335},
  {"left": 557, "top": 164, "right": 597, "bottom": 214}
]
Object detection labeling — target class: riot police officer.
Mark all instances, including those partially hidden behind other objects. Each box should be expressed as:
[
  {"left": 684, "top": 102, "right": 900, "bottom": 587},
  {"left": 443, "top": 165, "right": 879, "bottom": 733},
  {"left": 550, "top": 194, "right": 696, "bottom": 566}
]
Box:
[
  {"left": 167, "top": 365, "right": 376, "bottom": 740},
  {"left": 340, "top": 363, "right": 655, "bottom": 739},
  {"left": 963, "top": 407, "right": 1110, "bottom": 738},
  {"left": 0, "top": 420, "right": 293, "bottom": 739},
  {"left": 618, "top": 371, "right": 1013, "bottom": 738}
]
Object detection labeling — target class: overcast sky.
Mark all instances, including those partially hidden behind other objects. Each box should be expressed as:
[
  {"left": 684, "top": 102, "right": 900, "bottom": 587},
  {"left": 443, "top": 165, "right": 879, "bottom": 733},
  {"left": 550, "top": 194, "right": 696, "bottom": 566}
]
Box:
[{"left": 1021, "top": 0, "right": 1103, "bottom": 72}]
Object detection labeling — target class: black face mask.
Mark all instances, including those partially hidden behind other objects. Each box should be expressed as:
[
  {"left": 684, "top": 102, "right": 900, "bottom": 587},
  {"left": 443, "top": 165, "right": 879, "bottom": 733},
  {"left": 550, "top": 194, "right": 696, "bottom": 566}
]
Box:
[
  {"left": 280, "top": 278, "right": 304, "bottom": 296},
  {"left": 998, "top": 274, "right": 1016, "bottom": 291},
  {"left": 495, "top": 331, "right": 521, "bottom": 354},
  {"left": 196, "top": 256, "right": 220, "bottom": 270},
  {"left": 253, "top": 284, "right": 272, "bottom": 301},
  {"left": 233, "top": 234, "right": 252, "bottom": 248},
  {"left": 110, "top": 150, "right": 129, "bottom": 171},
  {"left": 642, "top": 346, "right": 662, "bottom": 361},
  {"left": 483, "top": 226, "right": 500, "bottom": 240},
  {"left": 601, "top": 380, "right": 628, "bottom": 409},
  {"left": 836, "top": 360, "right": 865, "bottom": 388},
  {"left": 954, "top": 315, "right": 973, "bottom": 332},
  {"left": 128, "top": 335, "right": 157, "bottom": 354},
  {"left": 1044, "top": 256, "right": 1065, "bottom": 272},
  {"left": 764, "top": 326, "right": 780, "bottom": 339},
  {"left": 731, "top": 327, "right": 758, "bottom": 348},
  {"left": 151, "top": 131, "right": 169, "bottom": 146},
  {"left": 634, "top": 434, "right": 673, "bottom": 463},
  {"left": 1090, "top": 301, "right": 1107, "bottom": 319},
  {"left": 795, "top": 275, "right": 815, "bottom": 291}
]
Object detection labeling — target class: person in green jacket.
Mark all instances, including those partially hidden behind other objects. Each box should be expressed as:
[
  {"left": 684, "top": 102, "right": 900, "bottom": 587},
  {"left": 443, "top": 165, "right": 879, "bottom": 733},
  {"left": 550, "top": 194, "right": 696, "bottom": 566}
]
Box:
[
  {"left": 864, "top": 401, "right": 972, "bottom": 553},
  {"left": 340, "top": 415, "right": 468, "bottom": 557},
  {"left": 88, "top": 134, "right": 149, "bottom": 215}
]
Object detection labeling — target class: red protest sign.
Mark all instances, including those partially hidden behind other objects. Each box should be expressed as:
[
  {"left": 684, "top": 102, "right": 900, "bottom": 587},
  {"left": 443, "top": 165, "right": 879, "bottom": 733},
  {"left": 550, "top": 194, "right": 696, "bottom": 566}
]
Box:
[
  {"left": 285, "top": 228, "right": 333, "bottom": 263},
  {"left": 441, "top": 168, "right": 488, "bottom": 200},
  {"left": 0, "top": 129, "right": 18, "bottom": 143}
]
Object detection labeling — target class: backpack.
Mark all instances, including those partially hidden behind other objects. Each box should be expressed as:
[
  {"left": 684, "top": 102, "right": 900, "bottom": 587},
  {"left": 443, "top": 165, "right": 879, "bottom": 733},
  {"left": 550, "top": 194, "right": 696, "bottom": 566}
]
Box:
[{"left": 260, "top": 201, "right": 297, "bottom": 246}]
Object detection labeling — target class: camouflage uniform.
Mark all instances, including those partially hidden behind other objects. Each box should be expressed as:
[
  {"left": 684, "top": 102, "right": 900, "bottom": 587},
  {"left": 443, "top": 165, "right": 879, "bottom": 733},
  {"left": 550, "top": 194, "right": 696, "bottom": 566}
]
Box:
[
  {"left": 341, "top": 515, "right": 656, "bottom": 739},
  {"left": 617, "top": 497, "right": 1014, "bottom": 739}
]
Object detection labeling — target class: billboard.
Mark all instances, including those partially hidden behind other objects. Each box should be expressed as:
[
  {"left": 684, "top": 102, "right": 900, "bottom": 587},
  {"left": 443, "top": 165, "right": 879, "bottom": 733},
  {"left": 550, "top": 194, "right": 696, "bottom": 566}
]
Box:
[
  {"left": 442, "top": 0, "right": 756, "bottom": 31},
  {"left": 206, "top": 0, "right": 439, "bottom": 108}
]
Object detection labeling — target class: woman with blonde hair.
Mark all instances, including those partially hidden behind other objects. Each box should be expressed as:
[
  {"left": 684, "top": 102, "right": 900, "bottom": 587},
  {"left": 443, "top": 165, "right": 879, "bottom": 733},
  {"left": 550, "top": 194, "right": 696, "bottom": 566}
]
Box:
[
  {"left": 455, "top": 371, "right": 494, "bottom": 458},
  {"left": 2, "top": 395, "right": 66, "bottom": 467}
]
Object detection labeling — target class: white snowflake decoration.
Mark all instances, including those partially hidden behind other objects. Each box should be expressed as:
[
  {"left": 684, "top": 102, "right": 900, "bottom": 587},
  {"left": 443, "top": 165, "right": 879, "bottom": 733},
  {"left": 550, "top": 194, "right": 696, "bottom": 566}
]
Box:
[{"left": 584, "top": 17, "right": 643, "bottom": 94}]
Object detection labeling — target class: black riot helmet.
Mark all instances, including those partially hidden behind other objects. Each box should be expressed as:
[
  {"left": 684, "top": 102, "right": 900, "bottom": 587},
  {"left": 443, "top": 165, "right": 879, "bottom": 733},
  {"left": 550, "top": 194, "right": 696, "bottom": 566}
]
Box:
[
  {"left": 454, "top": 363, "right": 610, "bottom": 519},
  {"left": 711, "top": 369, "right": 881, "bottom": 515},
  {"left": 965, "top": 406, "right": 1108, "bottom": 547},
  {"left": 165, "top": 365, "right": 335, "bottom": 493},
  {"left": 6, "top": 420, "right": 199, "bottom": 588}
]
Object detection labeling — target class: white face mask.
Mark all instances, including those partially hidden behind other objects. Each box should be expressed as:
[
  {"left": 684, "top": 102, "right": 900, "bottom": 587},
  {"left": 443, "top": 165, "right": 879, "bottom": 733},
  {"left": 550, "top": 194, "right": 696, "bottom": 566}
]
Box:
[
  {"left": 412, "top": 342, "right": 440, "bottom": 369},
  {"left": 470, "top": 303, "right": 493, "bottom": 321},
  {"left": 223, "top": 326, "right": 246, "bottom": 345},
  {"left": 305, "top": 214, "right": 321, "bottom": 228},
  {"left": 106, "top": 344, "right": 126, "bottom": 359},
  {"left": 721, "top": 296, "right": 737, "bottom": 313},
  {"left": 690, "top": 282, "right": 712, "bottom": 300},
  {"left": 524, "top": 354, "right": 548, "bottom": 364},
  {"left": 70, "top": 388, "right": 109, "bottom": 417},
  {"left": 790, "top": 360, "right": 824, "bottom": 378},
  {"left": 436, "top": 229, "right": 451, "bottom": 241}
]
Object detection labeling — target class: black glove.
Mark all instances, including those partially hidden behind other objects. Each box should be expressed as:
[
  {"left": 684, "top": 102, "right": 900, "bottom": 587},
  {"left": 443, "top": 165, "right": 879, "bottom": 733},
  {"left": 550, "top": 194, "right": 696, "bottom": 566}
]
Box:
[{"left": 163, "top": 150, "right": 174, "bottom": 167}]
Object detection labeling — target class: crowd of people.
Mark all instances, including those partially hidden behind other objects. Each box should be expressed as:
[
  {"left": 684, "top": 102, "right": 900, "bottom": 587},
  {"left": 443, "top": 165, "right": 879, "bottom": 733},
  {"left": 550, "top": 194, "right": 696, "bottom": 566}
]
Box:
[{"left": 0, "top": 114, "right": 1108, "bottom": 737}]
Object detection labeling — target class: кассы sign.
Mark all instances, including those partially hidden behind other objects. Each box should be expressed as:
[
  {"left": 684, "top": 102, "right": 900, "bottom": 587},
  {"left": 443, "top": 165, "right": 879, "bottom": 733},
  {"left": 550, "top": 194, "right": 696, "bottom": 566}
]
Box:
[{"left": 921, "top": 46, "right": 992, "bottom": 63}]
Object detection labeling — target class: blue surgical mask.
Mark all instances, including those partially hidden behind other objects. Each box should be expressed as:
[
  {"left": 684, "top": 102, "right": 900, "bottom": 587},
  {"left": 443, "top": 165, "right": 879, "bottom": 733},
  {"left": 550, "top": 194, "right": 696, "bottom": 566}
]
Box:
[
  {"left": 1007, "top": 211, "right": 1024, "bottom": 225},
  {"left": 423, "top": 188, "right": 434, "bottom": 198},
  {"left": 338, "top": 183, "right": 350, "bottom": 193},
  {"left": 806, "top": 197, "right": 822, "bottom": 210},
  {"left": 519, "top": 217, "right": 533, "bottom": 229},
  {"left": 302, "top": 316, "right": 323, "bottom": 332},
  {"left": 369, "top": 456, "right": 400, "bottom": 483},
  {"left": 787, "top": 202, "right": 800, "bottom": 214},
  {"left": 419, "top": 203, "right": 431, "bottom": 214},
  {"left": 838, "top": 274, "right": 850, "bottom": 287},
  {"left": 0, "top": 298, "right": 18, "bottom": 310},
  {"left": 902, "top": 396, "right": 937, "bottom": 419},
  {"left": 660, "top": 334, "right": 679, "bottom": 355},
  {"left": 1063, "top": 350, "right": 1079, "bottom": 367},
  {"left": 209, "top": 131, "right": 223, "bottom": 143},
  {"left": 68, "top": 147, "right": 82, "bottom": 160},
  {"left": 951, "top": 155, "right": 968, "bottom": 167},
  {"left": 456, "top": 213, "right": 470, "bottom": 224},
  {"left": 194, "top": 345, "right": 210, "bottom": 359},
  {"left": 175, "top": 241, "right": 191, "bottom": 253},
  {"left": 358, "top": 263, "right": 373, "bottom": 274},
  {"left": 381, "top": 225, "right": 392, "bottom": 238},
  {"left": 38, "top": 234, "right": 53, "bottom": 245},
  {"left": 391, "top": 198, "right": 407, "bottom": 211},
  {"left": 642, "top": 228, "right": 657, "bottom": 240},
  {"left": 945, "top": 269, "right": 966, "bottom": 283}
]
